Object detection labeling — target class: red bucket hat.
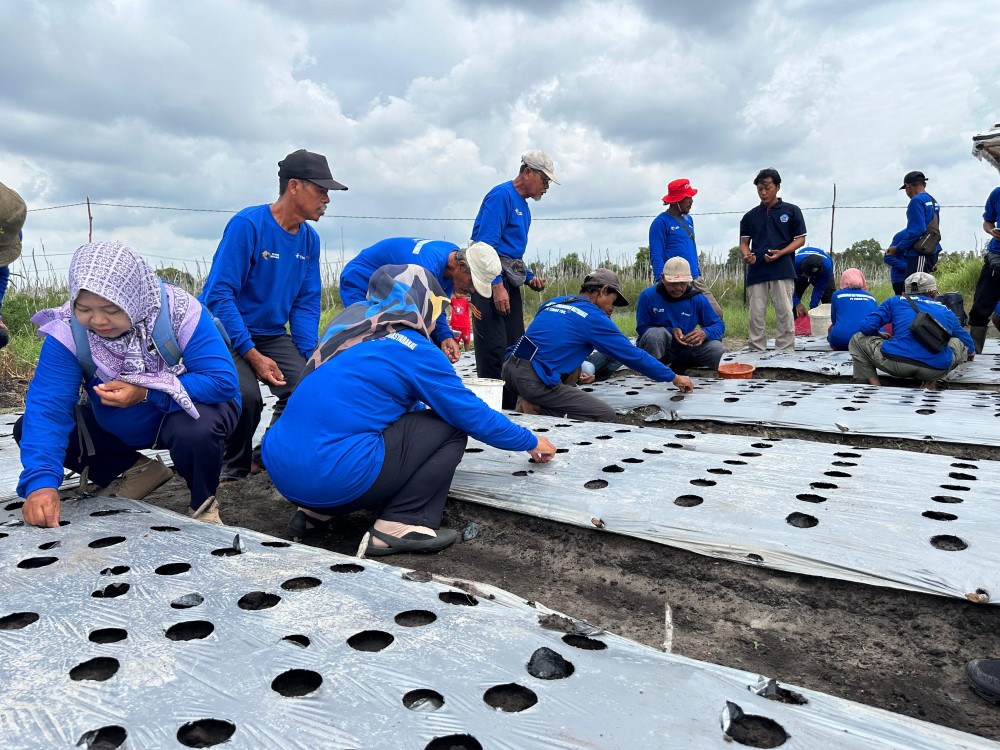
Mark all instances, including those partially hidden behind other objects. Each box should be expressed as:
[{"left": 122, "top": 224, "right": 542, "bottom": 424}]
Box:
[{"left": 662, "top": 178, "right": 698, "bottom": 204}]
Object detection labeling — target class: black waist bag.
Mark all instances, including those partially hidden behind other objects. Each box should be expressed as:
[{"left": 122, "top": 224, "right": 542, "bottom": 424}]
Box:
[
  {"left": 913, "top": 214, "right": 941, "bottom": 256},
  {"left": 905, "top": 296, "right": 950, "bottom": 354}
]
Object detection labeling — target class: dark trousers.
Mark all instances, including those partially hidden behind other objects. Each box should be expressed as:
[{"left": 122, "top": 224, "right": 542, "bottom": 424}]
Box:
[
  {"left": 891, "top": 281, "right": 905, "bottom": 296},
  {"left": 14, "top": 400, "right": 239, "bottom": 509},
  {"left": 316, "top": 411, "right": 467, "bottom": 528},
  {"left": 223, "top": 333, "right": 305, "bottom": 480},
  {"left": 793, "top": 278, "right": 834, "bottom": 308},
  {"left": 905, "top": 253, "right": 932, "bottom": 278},
  {"left": 471, "top": 280, "right": 524, "bottom": 410},
  {"left": 502, "top": 356, "right": 617, "bottom": 422},
  {"left": 969, "top": 256, "right": 1000, "bottom": 328}
]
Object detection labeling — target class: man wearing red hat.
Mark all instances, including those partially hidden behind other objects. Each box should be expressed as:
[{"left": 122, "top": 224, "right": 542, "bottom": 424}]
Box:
[{"left": 648, "top": 178, "right": 721, "bottom": 316}]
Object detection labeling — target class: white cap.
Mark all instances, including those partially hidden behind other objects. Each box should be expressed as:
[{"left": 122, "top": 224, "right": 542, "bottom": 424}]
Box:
[
  {"left": 465, "top": 241, "right": 501, "bottom": 296},
  {"left": 521, "top": 150, "right": 560, "bottom": 185}
]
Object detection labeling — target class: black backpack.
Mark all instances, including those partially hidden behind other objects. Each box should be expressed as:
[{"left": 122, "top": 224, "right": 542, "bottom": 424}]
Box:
[{"left": 937, "top": 292, "right": 967, "bottom": 327}]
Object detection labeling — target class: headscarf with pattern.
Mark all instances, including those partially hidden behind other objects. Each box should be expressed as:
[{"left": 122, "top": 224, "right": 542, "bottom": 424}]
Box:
[
  {"left": 301, "top": 264, "right": 450, "bottom": 379},
  {"left": 32, "top": 241, "right": 203, "bottom": 417}
]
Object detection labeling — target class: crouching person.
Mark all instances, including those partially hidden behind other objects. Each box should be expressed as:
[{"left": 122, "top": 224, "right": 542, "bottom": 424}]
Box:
[
  {"left": 262, "top": 265, "right": 556, "bottom": 554},
  {"left": 502, "top": 268, "right": 694, "bottom": 422},
  {"left": 848, "top": 272, "right": 974, "bottom": 390},
  {"left": 17, "top": 242, "right": 240, "bottom": 528},
  {"left": 636, "top": 257, "right": 725, "bottom": 373}
]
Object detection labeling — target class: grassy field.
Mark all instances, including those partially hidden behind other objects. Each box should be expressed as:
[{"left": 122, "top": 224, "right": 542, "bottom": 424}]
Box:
[{"left": 0, "top": 252, "right": 985, "bottom": 379}]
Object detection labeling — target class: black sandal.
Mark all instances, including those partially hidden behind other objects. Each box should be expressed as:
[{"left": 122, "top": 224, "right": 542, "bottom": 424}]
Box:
[
  {"left": 287, "top": 510, "right": 334, "bottom": 542},
  {"left": 365, "top": 527, "right": 458, "bottom": 557}
]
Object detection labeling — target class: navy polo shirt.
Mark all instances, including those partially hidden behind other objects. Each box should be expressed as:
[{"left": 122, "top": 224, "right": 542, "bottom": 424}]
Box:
[{"left": 739, "top": 199, "right": 807, "bottom": 286}]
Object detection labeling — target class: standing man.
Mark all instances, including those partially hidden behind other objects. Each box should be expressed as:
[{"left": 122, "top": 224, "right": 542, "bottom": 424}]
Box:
[
  {"left": 470, "top": 150, "right": 556, "bottom": 409},
  {"left": 636, "top": 257, "right": 725, "bottom": 373},
  {"left": 967, "top": 185, "right": 1000, "bottom": 353},
  {"left": 886, "top": 171, "right": 941, "bottom": 278},
  {"left": 649, "top": 178, "right": 722, "bottom": 316},
  {"left": 338, "top": 237, "right": 498, "bottom": 362},
  {"left": 792, "top": 246, "right": 834, "bottom": 319},
  {"left": 201, "top": 149, "right": 347, "bottom": 483},
  {"left": 739, "top": 168, "right": 807, "bottom": 352}
]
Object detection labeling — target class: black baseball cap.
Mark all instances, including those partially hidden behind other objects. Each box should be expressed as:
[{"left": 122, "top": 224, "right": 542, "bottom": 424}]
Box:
[
  {"left": 278, "top": 149, "right": 348, "bottom": 191},
  {"left": 899, "top": 171, "right": 927, "bottom": 189}
]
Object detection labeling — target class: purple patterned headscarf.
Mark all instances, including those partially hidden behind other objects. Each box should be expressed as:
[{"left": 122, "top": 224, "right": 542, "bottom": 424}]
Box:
[{"left": 32, "top": 241, "right": 203, "bottom": 417}]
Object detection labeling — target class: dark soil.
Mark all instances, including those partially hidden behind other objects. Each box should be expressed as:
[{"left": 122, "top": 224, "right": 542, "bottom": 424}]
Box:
[{"left": 7, "top": 357, "right": 1000, "bottom": 741}]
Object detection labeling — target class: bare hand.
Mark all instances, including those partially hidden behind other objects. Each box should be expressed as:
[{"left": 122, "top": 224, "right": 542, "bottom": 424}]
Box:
[
  {"left": 742, "top": 252, "right": 756, "bottom": 266},
  {"left": 93, "top": 380, "right": 148, "bottom": 408},
  {"left": 968, "top": 353, "right": 976, "bottom": 361},
  {"left": 246, "top": 349, "right": 286, "bottom": 386},
  {"left": 492, "top": 283, "right": 510, "bottom": 315},
  {"left": 794, "top": 303, "right": 808, "bottom": 319},
  {"left": 991, "top": 228, "right": 1000, "bottom": 240},
  {"left": 764, "top": 249, "right": 782, "bottom": 263},
  {"left": 23, "top": 488, "right": 61, "bottom": 528},
  {"left": 672, "top": 374, "right": 694, "bottom": 393},
  {"left": 529, "top": 436, "right": 557, "bottom": 463},
  {"left": 671, "top": 328, "right": 688, "bottom": 346},
  {"left": 578, "top": 372, "right": 596, "bottom": 385},
  {"left": 886, "top": 246, "right": 898, "bottom": 256},
  {"left": 682, "top": 329, "right": 706, "bottom": 346},
  {"left": 440, "top": 338, "right": 461, "bottom": 363},
  {"left": 527, "top": 277, "right": 547, "bottom": 292}
]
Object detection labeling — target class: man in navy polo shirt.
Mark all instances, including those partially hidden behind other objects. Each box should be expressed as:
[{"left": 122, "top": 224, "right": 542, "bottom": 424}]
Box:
[
  {"left": 738, "top": 168, "right": 807, "bottom": 352},
  {"left": 967, "top": 185, "right": 1000, "bottom": 353}
]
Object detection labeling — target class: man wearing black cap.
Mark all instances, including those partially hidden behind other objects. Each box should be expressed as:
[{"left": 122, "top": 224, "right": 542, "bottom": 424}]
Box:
[
  {"left": 886, "top": 171, "right": 941, "bottom": 279},
  {"left": 792, "top": 246, "right": 834, "bottom": 319},
  {"left": 201, "top": 149, "right": 347, "bottom": 483}
]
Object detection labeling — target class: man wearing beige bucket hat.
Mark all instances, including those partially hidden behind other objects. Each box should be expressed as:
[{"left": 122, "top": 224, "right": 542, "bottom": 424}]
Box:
[
  {"left": 470, "top": 150, "right": 557, "bottom": 409},
  {"left": 0, "top": 181, "right": 28, "bottom": 350}
]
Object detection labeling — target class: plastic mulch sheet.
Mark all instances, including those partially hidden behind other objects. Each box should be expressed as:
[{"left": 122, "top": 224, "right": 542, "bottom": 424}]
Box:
[
  {"left": 582, "top": 375, "right": 1000, "bottom": 446},
  {"left": 2, "top": 496, "right": 997, "bottom": 749},
  {"left": 450, "top": 414, "right": 997, "bottom": 604}
]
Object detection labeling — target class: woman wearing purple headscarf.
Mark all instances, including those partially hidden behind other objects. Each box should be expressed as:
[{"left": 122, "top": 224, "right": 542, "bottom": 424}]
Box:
[{"left": 16, "top": 242, "right": 240, "bottom": 527}]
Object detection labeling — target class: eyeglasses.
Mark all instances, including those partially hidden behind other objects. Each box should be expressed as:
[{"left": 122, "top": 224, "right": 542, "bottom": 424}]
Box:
[
  {"left": 298, "top": 179, "right": 329, "bottom": 197},
  {"left": 535, "top": 169, "right": 550, "bottom": 187}
]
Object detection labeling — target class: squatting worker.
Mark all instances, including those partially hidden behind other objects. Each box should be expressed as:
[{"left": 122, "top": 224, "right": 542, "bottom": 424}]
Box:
[
  {"left": 17, "top": 242, "right": 240, "bottom": 527},
  {"left": 470, "top": 150, "right": 556, "bottom": 409},
  {"left": 200, "top": 149, "right": 347, "bottom": 484},
  {"left": 338, "top": 237, "right": 499, "bottom": 362},
  {"left": 502, "top": 268, "right": 695, "bottom": 422},
  {"left": 848, "top": 272, "right": 974, "bottom": 390},
  {"left": 739, "top": 168, "right": 807, "bottom": 352},
  {"left": 262, "top": 265, "right": 557, "bottom": 553}
]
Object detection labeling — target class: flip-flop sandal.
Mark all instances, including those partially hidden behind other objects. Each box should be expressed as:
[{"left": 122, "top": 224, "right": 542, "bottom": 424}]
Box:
[
  {"left": 287, "top": 510, "right": 334, "bottom": 542},
  {"left": 365, "top": 527, "right": 458, "bottom": 556}
]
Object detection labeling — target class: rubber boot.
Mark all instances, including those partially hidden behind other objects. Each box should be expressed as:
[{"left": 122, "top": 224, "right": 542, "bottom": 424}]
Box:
[{"left": 970, "top": 326, "right": 988, "bottom": 355}]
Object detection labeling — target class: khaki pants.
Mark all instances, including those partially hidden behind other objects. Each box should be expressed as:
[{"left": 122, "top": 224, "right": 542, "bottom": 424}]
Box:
[
  {"left": 747, "top": 278, "right": 795, "bottom": 352},
  {"left": 692, "top": 276, "right": 723, "bottom": 318},
  {"left": 848, "top": 333, "right": 967, "bottom": 383}
]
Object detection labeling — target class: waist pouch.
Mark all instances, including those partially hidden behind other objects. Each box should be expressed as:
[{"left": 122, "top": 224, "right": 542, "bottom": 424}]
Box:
[
  {"left": 506, "top": 335, "right": 538, "bottom": 361},
  {"left": 905, "top": 296, "right": 950, "bottom": 354},
  {"left": 913, "top": 214, "right": 941, "bottom": 256},
  {"left": 500, "top": 256, "right": 528, "bottom": 286}
]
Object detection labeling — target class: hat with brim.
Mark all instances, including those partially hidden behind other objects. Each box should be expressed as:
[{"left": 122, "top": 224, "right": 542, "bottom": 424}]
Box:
[
  {"left": 661, "top": 178, "right": 698, "bottom": 204},
  {"left": 278, "top": 149, "right": 348, "bottom": 191},
  {"left": 465, "top": 241, "right": 501, "bottom": 297},
  {"left": 904, "top": 271, "right": 936, "bottom": 294},
  {"left": 0, "top": 182, "right": 27, "bottom": 267},
  {"left": 521, "top": 150, "right": 559, "bottom": 185},
  {"left": 899, "top": 171, "right": 927, "bottom": 190},
  {"left": 585, "top": 267, "right": 629, "bottom": 306},
  {"left": 662, "top": 257, "right": 693, "bottom": 283}
]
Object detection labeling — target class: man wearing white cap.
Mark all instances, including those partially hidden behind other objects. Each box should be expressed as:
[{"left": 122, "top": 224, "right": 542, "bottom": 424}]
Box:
[
  {"left": 470, "top": 150, "right": 557, "bottom": 409},
  {"left": 339, "top": 238, "right": 499, "bottom": 362},
  {"left": 848, "top": 272, "right": 974, "bottom": 389}
]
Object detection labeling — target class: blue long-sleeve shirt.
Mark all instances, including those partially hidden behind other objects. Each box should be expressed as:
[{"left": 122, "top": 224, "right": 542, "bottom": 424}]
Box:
[
  {"left": 0, "top": 265, "right": 9, "bottom": 312},
  {"left": 882, "top": 251, "right": 908, "bottom": 283},
  {"left": 340, "top": 238, "right": 458, "bottom": 345},
  {"left": 518, "top": 295, "right": 677, "bottom": 386},
  {"left": 200, "top": 204, "right": 321, "bottom": 358},
  {"left": 983, "top": 186, "right": 1000, "bottom": 254},
  {"left": 858, "top": 294, "right": 973, "bottom": 369},
  {"left": 649, "top": 212, "right": 699, "bottom": 280},
  {"left": 471, "top": 180, "right": 534, "bottom": 285},
  {"left": 635, "top": 284, "right": 724, "bottom": 341},
  {"left": 891, "top": 192, "right": 941, "bottom": 260},
  {"left": 792, "top": 247, "right": 834, "bottom": 308},
  {"left": 261, "top": 328, "right": 536, "bottom": 508},
  {"left": 828, "top": 289, "right": 877, "bottom": 350},
  {"left": 17, "top": 312, "right": 239, "bottom": 498}
]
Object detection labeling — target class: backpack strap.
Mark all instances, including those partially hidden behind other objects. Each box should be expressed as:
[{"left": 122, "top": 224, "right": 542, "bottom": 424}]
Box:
[
  {"left": 151, "top": 281, "right": 183, "bottom": 366},
  {"left": 70, "top": 316, "right": 97, "bottom": 380}
]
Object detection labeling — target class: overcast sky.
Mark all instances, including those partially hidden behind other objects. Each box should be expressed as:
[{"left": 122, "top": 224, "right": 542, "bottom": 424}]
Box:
[{"left": 3, "top": 0, "right": 999, "bottom": 281}]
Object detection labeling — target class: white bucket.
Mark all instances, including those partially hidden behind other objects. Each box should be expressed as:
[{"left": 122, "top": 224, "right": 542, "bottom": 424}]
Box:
[
  {"left": 808, "top": 303, "right": 832, "bottom": 336},
  {"left": 463, "top": 377, "right": 504, "bottom": 411}
]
